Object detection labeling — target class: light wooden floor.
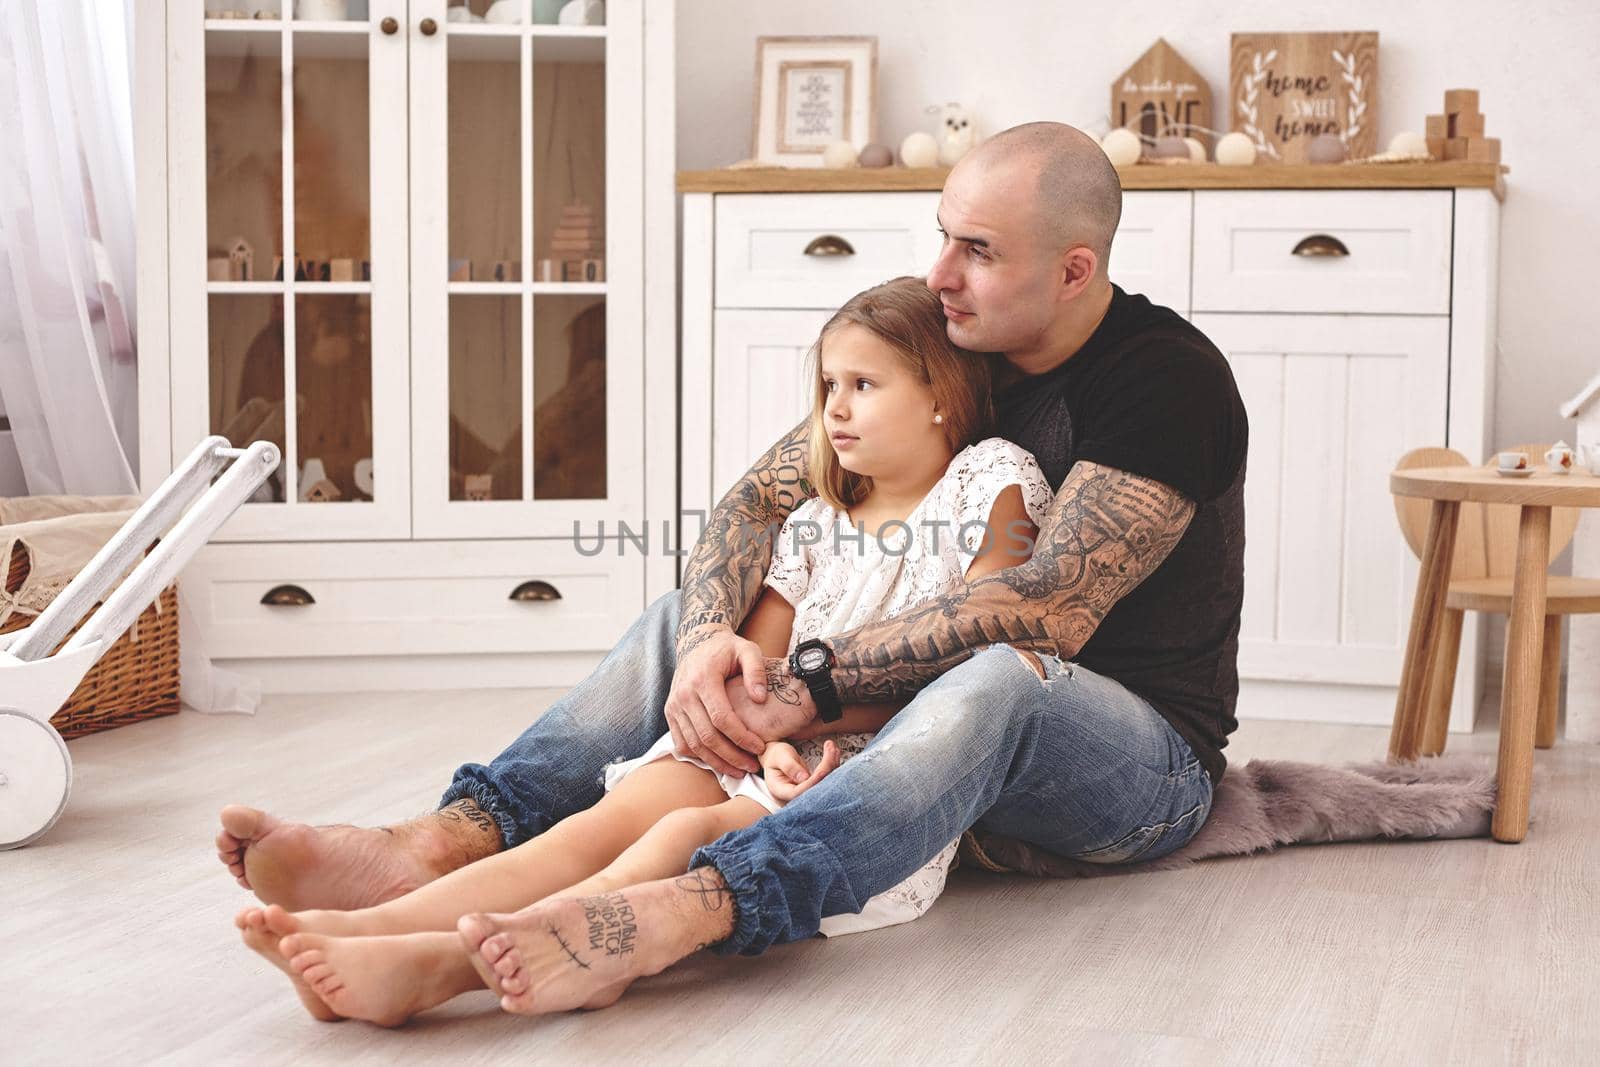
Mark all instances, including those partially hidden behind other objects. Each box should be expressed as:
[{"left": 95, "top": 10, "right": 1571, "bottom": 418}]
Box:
[{"left": 7, "top": 687, "right": 1598, "bottom": 1065}]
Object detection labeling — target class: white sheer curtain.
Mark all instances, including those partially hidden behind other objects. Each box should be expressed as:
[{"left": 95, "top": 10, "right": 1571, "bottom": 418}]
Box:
[{"left": 0, "top": 0, "right": 140, "bottom": 497}]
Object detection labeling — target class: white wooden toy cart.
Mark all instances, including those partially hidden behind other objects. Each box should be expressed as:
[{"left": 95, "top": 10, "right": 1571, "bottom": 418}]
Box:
[{"left": 0, "top": 437, "right": 279, "bottom": 849}]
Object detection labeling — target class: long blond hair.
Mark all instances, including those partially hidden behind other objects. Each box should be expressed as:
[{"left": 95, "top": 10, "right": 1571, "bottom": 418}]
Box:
[{"left": 807, "top": 276, "right": 994, "bottom": 512}]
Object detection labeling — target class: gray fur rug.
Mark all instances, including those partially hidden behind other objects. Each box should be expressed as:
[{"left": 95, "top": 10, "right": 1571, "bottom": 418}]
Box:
[{"left": 960, "top": 754, "right": 1508, "bottom": 878}]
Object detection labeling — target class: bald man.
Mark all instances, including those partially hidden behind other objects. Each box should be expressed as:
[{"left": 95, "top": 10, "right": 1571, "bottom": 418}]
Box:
[{"left": 217, "top": 122, "right": 1247, "bottom": 1012}]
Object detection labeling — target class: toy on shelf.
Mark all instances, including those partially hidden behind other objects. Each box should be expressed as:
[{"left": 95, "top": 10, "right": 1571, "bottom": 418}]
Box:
[
  {"left": 227, "top": 236, "right": 255, "bottom": 282},
  {"left": 0, "top": 437, "right": 280, "bottom": 849},
  {"left": 933, "top": 102, "right": 977, "bottom": 166},
  {"left": 464, "top": 474, "right": 493, "bottom": 501},
  {"left": 538, "top": 202, "right": 604, "bottom": 283},
  {"left": 1427, "top": 89, "right": 1499, "bottom": 164}
]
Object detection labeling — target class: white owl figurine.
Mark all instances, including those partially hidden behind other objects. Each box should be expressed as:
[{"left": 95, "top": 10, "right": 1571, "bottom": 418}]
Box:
[{"left": 935, "top": 102, "right": 977, "bottom": 166}]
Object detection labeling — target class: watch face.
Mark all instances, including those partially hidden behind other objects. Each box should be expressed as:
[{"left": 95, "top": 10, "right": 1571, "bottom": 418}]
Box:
[{"left": 796, "top": 647, "right": 828, "bottom": 673}]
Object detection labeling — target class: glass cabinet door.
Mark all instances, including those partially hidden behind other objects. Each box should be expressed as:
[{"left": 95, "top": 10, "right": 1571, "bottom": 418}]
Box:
[
  {"left": 170, "top": 0, "right": 410, "bottom": 540},
  {"left": 410, "top": 0, "right": 643, "bottom": 539}
]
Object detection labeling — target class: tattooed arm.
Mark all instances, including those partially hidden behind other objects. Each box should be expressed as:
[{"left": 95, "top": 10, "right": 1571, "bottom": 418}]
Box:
[
  {"left": 675, "top": 417, "right": 814, "bottom": 657},
  {"left": 663, "top": 418, "right": 818, "bottom": 777},
  {"left": 769, "top": 461, "right": 1197, "bottom": 703}
]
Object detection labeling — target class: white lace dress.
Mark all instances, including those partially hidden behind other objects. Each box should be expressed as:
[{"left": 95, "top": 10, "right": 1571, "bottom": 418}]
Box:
[{"left": 604, "top": 437, "right": 1054, "bottom": 937}]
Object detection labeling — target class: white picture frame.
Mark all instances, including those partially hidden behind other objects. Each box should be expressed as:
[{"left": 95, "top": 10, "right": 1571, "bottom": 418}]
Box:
[{"left": 752, "top": 36, "right": 877, "bottom": 167}]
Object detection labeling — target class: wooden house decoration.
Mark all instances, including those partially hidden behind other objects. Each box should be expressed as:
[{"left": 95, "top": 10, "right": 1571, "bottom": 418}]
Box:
[
  {"left": 227, "top": 236, "right": 254, "bottom": 282},
  {"left": 1559, "top": 370, "right": 1600, "bottom": 743},
  {"left": 1111, "top": 39, "right": 1211, "bottom": 148},
  {"left": 464, "top": 474, "right": 493, "bottom": 501},
  {"left": 1229, "top": 32, "right": 1378, "bottom": 163},
  {"left": 1426, "top": 88, "right": 1500, "bottom": 163}
]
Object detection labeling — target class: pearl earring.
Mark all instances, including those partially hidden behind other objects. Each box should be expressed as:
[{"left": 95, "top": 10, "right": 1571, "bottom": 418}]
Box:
[{"left": 933, "top": 414, "right": 944, "bottom": 424}]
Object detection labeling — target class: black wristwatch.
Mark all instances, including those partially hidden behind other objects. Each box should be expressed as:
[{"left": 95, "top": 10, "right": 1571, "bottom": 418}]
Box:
[{"left": 789, "top": 638, "right": 844, "bottom": 723}]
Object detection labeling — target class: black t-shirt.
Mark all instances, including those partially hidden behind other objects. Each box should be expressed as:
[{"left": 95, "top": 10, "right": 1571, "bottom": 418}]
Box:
[{"left": 992, "top": 285, "right": 1248, "bottom": 783}]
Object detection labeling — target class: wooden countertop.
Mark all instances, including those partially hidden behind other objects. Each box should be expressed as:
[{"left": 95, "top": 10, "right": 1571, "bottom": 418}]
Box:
[{"left": 677, "top": 161, "right": 1507, "bottom": 198}]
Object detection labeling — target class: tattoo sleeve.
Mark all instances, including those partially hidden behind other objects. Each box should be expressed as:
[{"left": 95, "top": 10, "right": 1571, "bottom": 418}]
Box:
[
  {"left": 676, "top": 418, "right": 814, "bottom": 658},
  {"left": 828, "top": 461, "right": 1197, "bottom": 701}
]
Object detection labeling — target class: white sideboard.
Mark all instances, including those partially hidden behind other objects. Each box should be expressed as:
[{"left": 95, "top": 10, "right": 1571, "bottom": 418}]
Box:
[{"left": 681, "top": 178, "right": 1501, "bottom": 733}]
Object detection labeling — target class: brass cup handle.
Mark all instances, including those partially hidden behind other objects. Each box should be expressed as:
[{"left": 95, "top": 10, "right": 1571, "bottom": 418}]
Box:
[
  {"left": 261, "top": 584, "right": 315, "bottom": 606},
  {"left": 419, "top": 16, "right": 438, "bottom": 35},
  {"left": 803, "top": 234, "right": 856, "bottom": 257},
  {"left": 1291, "top": 234, "right": 1350, "bottom": 257},
  {"left": 380, "top": 16, "right": 398, "bottom": 34},
  {"left": 509, "top": 580, "right": 562, "bottom": 602}
]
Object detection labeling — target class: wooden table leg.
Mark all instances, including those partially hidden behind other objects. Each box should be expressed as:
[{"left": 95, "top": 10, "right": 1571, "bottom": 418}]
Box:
[
  {"left": 1492, "top": 505, "right": 1551, "bottom": 843},
  {"left": 1390, "top": 498, "right": 1459, "bottom": 762}
]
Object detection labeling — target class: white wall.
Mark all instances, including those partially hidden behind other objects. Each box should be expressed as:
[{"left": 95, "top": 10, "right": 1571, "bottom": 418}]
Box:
[{"left": 676, "top": 0, "right": 1600, "bottom": 454}]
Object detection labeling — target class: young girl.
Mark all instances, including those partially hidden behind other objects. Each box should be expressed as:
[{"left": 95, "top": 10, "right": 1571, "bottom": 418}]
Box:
[{"left": 238, "top": 275, "right": 1054, "bottom": 1026}]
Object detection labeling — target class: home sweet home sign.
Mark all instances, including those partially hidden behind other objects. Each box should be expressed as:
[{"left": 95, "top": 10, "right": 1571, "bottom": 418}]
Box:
[{"left": 1229, "top": 32, "right": 1377, "bottom": 163}]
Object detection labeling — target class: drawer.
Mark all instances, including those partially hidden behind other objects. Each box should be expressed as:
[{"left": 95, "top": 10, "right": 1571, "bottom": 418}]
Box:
[
  {"left": 1192, "top": 190, "right": 1452, "bottom": 314},
  {"left": 181, "top": 539, "right": 645, "bottom": 659},
  {"left": 715, "top": 192, "right": 941, "bottom": 309}
]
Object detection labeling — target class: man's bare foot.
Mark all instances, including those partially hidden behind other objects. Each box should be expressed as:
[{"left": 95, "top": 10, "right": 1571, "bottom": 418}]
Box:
[
  {"left": 235, "top": 907, "right": 343, "bottom": 1022},
  {"left": 456, "top": 871, "right": 738, "bottom": 1015},
  {"left": 279, "top": 931, "right": 484, "bottom": 1027},
  {"left": 215, "top": 801, "right": 499, "bottom": 910}
]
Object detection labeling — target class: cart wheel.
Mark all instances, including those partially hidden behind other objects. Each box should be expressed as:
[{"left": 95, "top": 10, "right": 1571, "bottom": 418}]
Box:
[{"left": 0, "top": 709, "right": 73, "bottom": 850}]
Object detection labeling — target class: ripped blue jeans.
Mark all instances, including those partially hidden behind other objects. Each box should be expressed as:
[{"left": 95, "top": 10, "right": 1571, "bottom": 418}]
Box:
[{"left": 441, "top": 590, "right": 1214, "bottom": 956}]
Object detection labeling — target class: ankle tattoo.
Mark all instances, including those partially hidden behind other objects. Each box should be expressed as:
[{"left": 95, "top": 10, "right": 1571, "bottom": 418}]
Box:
[{"left": 435, "top": 800, "right": 501, "bottom": 857}]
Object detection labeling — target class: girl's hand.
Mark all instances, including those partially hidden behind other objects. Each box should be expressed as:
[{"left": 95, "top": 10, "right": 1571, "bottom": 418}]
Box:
[{"left": 760, "top": 740, "right": 841, "bottom": 803}]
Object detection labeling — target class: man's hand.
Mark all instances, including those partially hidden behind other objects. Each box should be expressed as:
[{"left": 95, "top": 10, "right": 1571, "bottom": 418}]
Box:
[
  {"left": 760, "top": 739, "right": 841, "bottom": 803},
  {"left": 665, "top": 627, "right": 771, "bottom": 777},
  {"left": 724, "top": 657, "right": 815, "bottom": 745}
]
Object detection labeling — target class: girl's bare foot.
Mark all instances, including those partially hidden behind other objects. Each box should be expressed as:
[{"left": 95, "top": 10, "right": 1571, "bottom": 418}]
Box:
[
  {"left": 280, "top": 931, "right": 485, "bottom": 1027},
  {"left": 215, "top": 804, "right": 478, "bottom": 910},
  {"left": 235, "top": 907, "right": 343, "bottom": 1022}
]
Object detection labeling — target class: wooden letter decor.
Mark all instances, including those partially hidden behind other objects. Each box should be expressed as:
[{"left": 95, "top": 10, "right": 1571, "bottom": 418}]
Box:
[
  {"left": 1229, "top": 32, "right": 1377, "bottom": 163},
  {"left": 1111, "top": 39, "right": 1212, "bottom": 147}
]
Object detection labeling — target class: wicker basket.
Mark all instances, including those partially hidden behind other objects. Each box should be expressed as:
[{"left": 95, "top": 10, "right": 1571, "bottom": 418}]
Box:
[{"left": 2, "top": 539, "right": 181, "bottom": 739}]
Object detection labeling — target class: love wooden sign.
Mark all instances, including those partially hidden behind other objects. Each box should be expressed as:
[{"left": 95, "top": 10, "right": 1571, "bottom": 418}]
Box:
[{"left": 1229, "top": 32, "right": 1378, "bottom": 163}]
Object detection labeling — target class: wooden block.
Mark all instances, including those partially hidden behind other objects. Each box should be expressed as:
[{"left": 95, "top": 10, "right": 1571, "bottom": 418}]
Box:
[
  {"left": 548, "top": 240, "right": 595, "bottom": 253},
  {"left": 271, "top": 255, "right": 284, "bottom": 281},
  {"left": 534, "top": 258, "right": 561, "bottom": 281},
  {"left": 580, "top": 258, "right": 604, "bottom": 282},
  {"left": 448, "top": 258, "right": 473, "bottom": 282},
  {"left": 491, "top": 260, "right": 521, "bottom": 282},
  {"left": 560, "top": 260, "right": 584, "bottom": 282},
  {"left": 329, "top": 258, "right": 356, "bottom": 282},
  {"left": 207, "top": 257, "right": 230, "bottom": 281},
  {"left": 1443, "top": 138, "right": 1469, "bottom": 160},
  {"left": 1425, "top": 136, "right": 1446, "bottom": 159},
  {"left": 464, "top": 474, "right": 492, "bottom": 501},
  {"left": 360, "top": 260, "right": 371, "bottom": 281},
  {"left": 1443, "top": 88, "right": 1479, "bottom": 116},
  {"left": 1448, "top": 111, "right": 1485, "bottom": 138},
  {"left": 1425, "top": 114, "right": 1448, "bottom": 139},
  {"left": 1465, "top": 137, "right": 1501, "bottom": 163}
]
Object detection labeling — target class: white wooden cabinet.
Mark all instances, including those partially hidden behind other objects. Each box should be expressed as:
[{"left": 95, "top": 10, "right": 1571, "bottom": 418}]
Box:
[
  {"left": 682, "top": 184, "right": 1500, "bottom": 731},
  {"left": 137, "top": 0, "right": 677, "bottom": 692}
]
